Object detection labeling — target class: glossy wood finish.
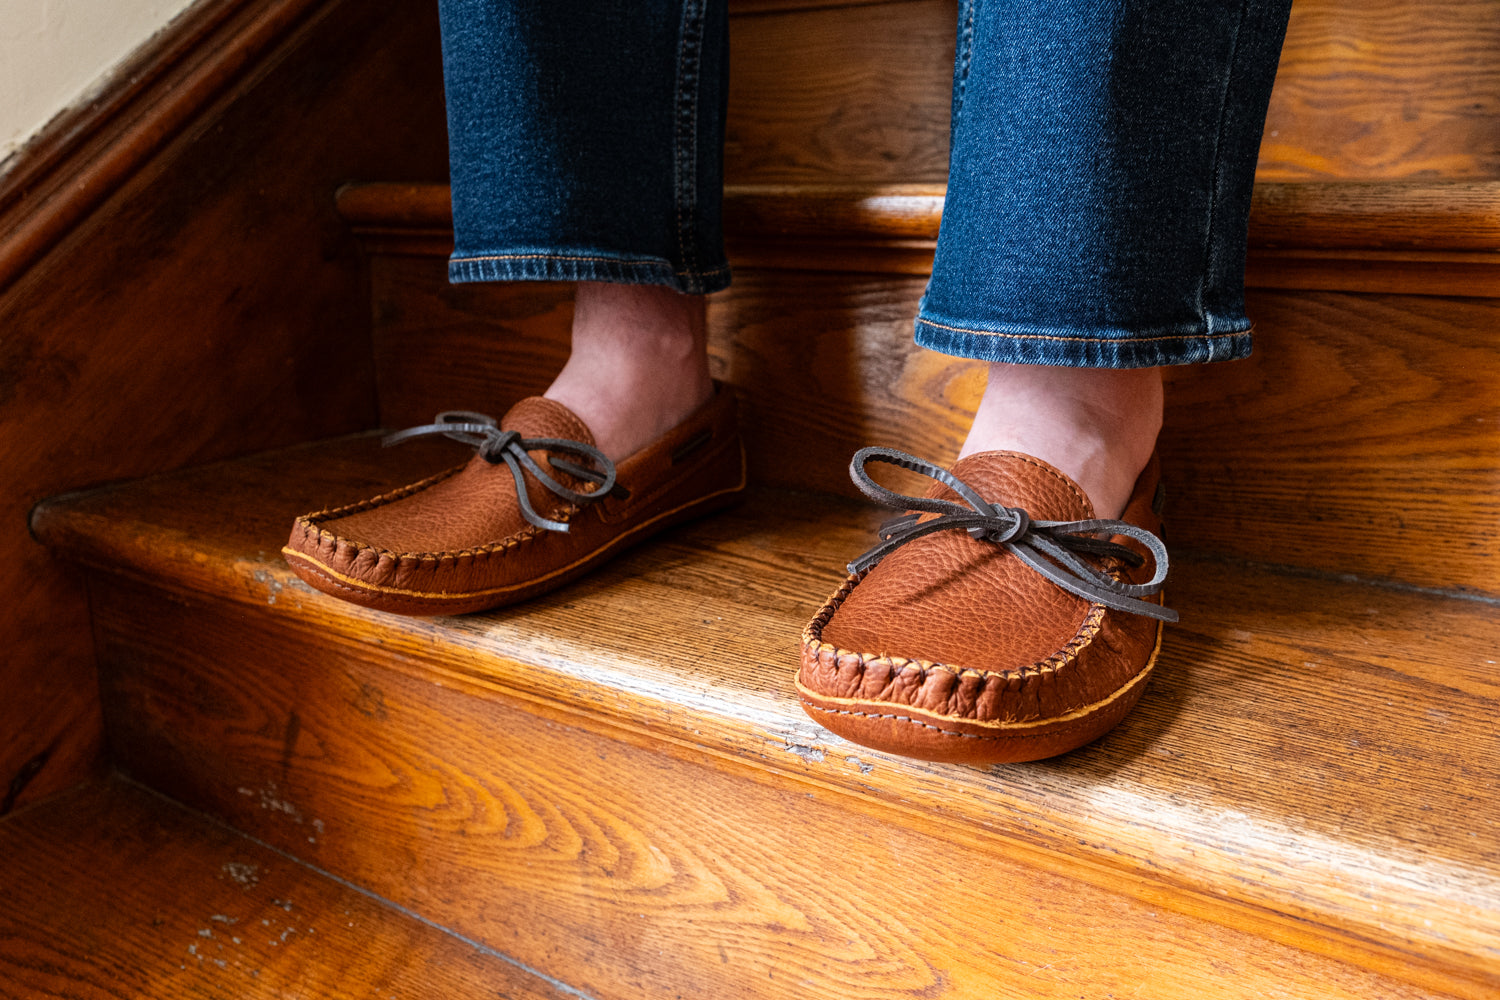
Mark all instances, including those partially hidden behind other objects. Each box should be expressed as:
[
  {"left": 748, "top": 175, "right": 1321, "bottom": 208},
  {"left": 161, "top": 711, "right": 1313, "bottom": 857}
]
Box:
[
  {"left": 724, "top": 0, "right": 1500, "bottom": 185},
  {"left": 0, "top": 0, "right": 448, "bottom": 813},
  {"left": 1160, "top": 289, "right": 1500, "bottom": 593},
  {"left": 0, "top": 776, "right": 573, "bottom": 999},
  {"left": 1260, "top": 0, "right": 1500, "bottom": 180},
  {"left": 32, "top": 437, "right": 1500, "bottom": 998},
  {"left": 725, "top": 0, "right": 954, "bottom": 185},
  {"left": 1249, "top": 182, "right": 1500, "bottom": 250},
  {"left": 0, "top": 0, "right": 318, "bottom": 295}
]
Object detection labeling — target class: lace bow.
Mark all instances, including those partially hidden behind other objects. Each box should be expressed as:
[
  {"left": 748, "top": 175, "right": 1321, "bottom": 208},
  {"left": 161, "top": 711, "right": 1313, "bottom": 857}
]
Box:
[
  {"left": 383, "top": 410, "right": 617, "bottom": 533},
  {"left": 847, "top": 447, "right": 1177, "bottom": 622}
]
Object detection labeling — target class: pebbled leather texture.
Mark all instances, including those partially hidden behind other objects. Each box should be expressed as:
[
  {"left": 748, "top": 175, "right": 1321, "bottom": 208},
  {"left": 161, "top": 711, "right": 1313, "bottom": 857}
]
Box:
[
  {"left": 798, "top": 450, "right": 1167, "bottom": 765},
  {"left": 283, "top": 387, "right": 745, "bottom": 616}
]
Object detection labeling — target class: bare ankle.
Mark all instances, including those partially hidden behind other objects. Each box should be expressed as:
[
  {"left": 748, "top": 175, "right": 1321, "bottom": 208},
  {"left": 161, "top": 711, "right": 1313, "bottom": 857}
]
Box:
[
  {"left": 958, "top": 363, "right": 1162, "bottom": 518},
  {"left": 544, "top": 282, "right": 713, "bottom": 461}
]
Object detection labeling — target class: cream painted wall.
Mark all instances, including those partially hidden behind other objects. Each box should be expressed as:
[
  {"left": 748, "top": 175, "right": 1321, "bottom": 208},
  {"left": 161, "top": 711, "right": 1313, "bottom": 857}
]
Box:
[{"left": 1, "top": 0, "right": 199, "bottom": 163}]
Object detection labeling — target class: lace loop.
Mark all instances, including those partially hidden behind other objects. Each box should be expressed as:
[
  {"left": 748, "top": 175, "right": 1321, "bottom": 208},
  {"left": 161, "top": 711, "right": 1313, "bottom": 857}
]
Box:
[
  {"left": 847, "top": 447, "right": 1177, "bottom": 623},
  {"left": 382, "top": 411, "right": 617, "bottom": 533}
]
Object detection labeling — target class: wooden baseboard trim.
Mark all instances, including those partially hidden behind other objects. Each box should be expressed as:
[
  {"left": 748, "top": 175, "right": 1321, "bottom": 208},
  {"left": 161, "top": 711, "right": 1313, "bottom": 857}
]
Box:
[{"left": 0, "top": 0, "right": 328, "bottom": 295}]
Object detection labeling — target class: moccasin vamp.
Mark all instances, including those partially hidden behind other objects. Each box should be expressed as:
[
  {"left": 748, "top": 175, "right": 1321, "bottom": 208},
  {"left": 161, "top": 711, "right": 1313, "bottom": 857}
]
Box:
[
  {"left": 283, "top": 389, "right": 745, "bottom": 616},
  {"left": 798, "top": 450, "right": 1167, "bottom": 765}
]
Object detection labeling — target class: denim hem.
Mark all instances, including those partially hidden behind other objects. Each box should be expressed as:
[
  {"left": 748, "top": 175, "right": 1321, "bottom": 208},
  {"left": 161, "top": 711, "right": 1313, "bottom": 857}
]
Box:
[
  {"left": 449, "top": 251, "right": 731, "bottom": 294},
  {"left": 914, "top": 312, "right": 1253, "bottom": 368}
]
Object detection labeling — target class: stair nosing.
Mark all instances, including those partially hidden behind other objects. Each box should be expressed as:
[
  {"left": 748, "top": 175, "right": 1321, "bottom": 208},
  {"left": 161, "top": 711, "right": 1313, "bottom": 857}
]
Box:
[{"left": 335, "top": 180, "right": 1500, "bottom": 254}]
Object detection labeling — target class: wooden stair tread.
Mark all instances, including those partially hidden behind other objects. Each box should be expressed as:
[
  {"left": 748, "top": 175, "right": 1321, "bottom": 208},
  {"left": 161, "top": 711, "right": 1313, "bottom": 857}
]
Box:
[
  {"left": 32, "top": 433, "right": 1500, "bottom": 984},
  {"left": 0, "top": 774, "right": 574, "bottom": 999}
]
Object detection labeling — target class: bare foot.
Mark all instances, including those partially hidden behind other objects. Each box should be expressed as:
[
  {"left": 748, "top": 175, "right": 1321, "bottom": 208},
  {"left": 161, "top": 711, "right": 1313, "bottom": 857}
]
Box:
[
  {"left": 957, "top": 364, "right": 1163, "bottom": 519},
  {"left": 544, "top": 282, "right": 714, "bottom": 461}
]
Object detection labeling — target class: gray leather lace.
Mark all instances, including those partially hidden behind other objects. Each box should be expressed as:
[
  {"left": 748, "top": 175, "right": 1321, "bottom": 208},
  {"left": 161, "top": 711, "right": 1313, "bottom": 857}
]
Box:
[
  {"left": 847, "top": 447, "right": 1177, "bottom": 623},
  {"left": 383, "top": 410, "right": 617, "bottom": 533}
]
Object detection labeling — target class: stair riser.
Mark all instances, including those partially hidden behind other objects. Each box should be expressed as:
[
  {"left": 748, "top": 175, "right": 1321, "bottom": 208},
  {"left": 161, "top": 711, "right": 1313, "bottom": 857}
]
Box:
[
  {"left": 90, "top": 574, "right": 1488, "bottom": 1000},
  {"left": 729, "top": 0, "right": 1500, "bottom": 186},
  {"left": 0, "top": 780, "right": 568, "bottom": 1000},
  {"left": 371, "top": 258, "right": 1500, "bottom": 594}
]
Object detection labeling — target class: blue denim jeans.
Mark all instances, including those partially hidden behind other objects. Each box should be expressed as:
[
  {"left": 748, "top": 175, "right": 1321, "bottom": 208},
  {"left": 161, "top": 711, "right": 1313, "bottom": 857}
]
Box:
[{"left": 437, "top": 0, "right": 1291, "bottom": 368}]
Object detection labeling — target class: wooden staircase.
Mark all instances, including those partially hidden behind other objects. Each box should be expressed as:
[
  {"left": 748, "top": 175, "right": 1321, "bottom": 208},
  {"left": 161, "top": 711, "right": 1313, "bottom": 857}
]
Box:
[
  {"left": 0, "top": 776, "right": 573, "bottom": 998},
  {"left": 6, "top": 0, "right": 1500, "bottom": 997}
]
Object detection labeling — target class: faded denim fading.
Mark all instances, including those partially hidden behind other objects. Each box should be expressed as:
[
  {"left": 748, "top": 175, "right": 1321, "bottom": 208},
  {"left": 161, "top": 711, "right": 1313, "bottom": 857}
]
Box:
[{"left": 438, "top": 0, "right": 1291, "bottom": 367}]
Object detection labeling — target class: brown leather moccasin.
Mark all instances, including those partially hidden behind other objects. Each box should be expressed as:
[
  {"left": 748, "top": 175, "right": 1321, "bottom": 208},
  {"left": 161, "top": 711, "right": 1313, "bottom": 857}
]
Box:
[
  {"left": 283, "top": 387, "right": 745, "bottom": 616},
  {"left": 798, "top": 447, "right": 1175, "bottom": 766}
]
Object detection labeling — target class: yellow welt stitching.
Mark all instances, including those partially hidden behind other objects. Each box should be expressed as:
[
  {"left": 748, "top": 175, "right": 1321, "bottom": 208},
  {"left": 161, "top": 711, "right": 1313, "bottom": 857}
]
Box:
[
  {"left": 282, "top": 479, "right": 744, "bottom": 602},
  {"left": 796, "top": 625, "right": 1161, "bottom": 734}
]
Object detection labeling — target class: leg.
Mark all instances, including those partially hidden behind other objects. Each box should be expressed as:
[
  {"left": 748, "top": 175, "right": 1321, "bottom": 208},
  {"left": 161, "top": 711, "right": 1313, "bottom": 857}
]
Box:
[
  {"left": 798, "top": 0, "right": 1293, "bottom": 765},
  {"left": 283, "top": 0, "right": 742, "bottom": 615},
  {"left": 441, "top": 0, "right": 729, "bottom": 460},
  {"left": 958, "top": 364, "right": 1162, "bottom": 520},
  {"left": 544, "top": 281, "right": 712, "bottom": 461},
  {"left": 933, "top": 0, "right": 1293, "bottom": 516}
]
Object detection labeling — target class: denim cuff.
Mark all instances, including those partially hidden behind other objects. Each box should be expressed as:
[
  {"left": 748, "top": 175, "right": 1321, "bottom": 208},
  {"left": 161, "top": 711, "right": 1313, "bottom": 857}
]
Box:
[
  {"left": 449, "top": 250, "right": 731, "bottom": 295},
  {"left": 914, "top": 310, "right": 1253, "bottom": 368}
]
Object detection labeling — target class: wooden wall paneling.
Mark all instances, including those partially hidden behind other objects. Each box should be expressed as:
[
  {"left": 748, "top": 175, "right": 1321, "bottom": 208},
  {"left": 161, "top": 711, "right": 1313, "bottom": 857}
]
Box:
[
  {"left": 725, "top": 0, "right": 954, "bottom": 185},
  {"left": 86, "top": 570, "right": 1486, "bottom": 999},
  {"left": 1259, "top": 0, "right": 1500, "bottom": 180},
  {"left": 0, "top": 0, "right": 333, "bottom": 297},
  {"left": 1160, "top": 289, "right": 1500, "bottom": 593},
  {"left": 0, "top": 0, "right": 450, "bottom": 814}
]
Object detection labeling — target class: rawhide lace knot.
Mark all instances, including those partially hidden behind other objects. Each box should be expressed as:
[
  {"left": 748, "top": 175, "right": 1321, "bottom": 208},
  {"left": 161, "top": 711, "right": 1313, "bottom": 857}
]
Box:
[
  {"left": 383, "top": 410, "right": 617, "bottom": 533},
  {"left": 847, "top": 447, "right": 1177, "bottom": 623}
]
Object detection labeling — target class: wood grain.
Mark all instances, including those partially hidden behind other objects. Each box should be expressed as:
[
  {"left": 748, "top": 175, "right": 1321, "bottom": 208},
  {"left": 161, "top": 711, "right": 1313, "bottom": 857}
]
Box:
[
  {"left": 0, "top": 0, "right": 316, "bottom": 295},
  {"left": 340, "top": 179, "right": 1500, "bottom": 292},
  {"left": 369, "top": 262, "right": 573, "bottom": 429},
  {"left": 725, "top": 0, "right": 1500, "bottom": 184},
  {"left": 1249, "top": 181, "right": 1500, "bottom": 250},
  {"left": 1161, "top": 289, "right": 1500, "bottom": 593},
  {"left": 724, "top": 0, "right": 954, "bottom": 185},
  {"left": 1259, "top": 0, "right": 1500, "bottom": 180},
  {"left": 88, "top": 578, "right": 1474, "bottom": 1000},
  {"left": 32, "top": 436, "right": 1500, "bottom": 997},
  {"left": 0, "top": 0, "right": 449, "bottom": 813},
  {"left": 0, "top": 776, "right": 572, "bottom": 999}
]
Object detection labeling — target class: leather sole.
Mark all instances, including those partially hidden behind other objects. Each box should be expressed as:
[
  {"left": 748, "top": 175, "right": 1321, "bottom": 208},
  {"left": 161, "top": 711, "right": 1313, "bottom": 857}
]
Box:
[{"left": 796, "top": 614, "right": 1162, "bottom": 764}]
